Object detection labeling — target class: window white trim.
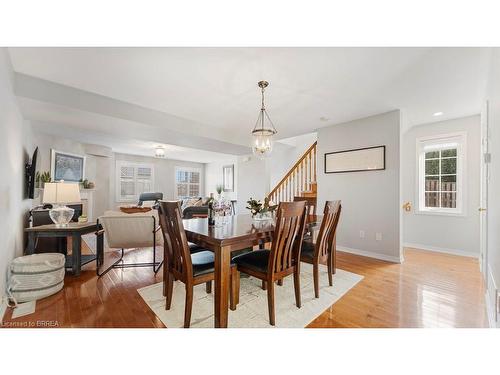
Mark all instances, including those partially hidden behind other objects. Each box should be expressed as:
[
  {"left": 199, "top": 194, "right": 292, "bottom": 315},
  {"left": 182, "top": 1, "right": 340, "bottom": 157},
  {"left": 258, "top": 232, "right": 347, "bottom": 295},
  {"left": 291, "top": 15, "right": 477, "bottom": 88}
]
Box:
[
  {"left": 115, "top": 161, "right": 155, "bottom": 202},
  {"left": 174, "top": 166, "right": 202, "bottom": 199},
  {"left": 415, "top": 132, "right": 466, "bottom": 216}
]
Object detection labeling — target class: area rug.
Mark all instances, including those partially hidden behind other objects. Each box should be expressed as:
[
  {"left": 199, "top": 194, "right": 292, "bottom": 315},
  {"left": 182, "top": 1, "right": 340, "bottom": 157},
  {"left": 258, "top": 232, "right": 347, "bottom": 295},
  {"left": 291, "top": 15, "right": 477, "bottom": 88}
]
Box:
[{"left": 137, "top": 264, "right": 363, "bottom": 328}]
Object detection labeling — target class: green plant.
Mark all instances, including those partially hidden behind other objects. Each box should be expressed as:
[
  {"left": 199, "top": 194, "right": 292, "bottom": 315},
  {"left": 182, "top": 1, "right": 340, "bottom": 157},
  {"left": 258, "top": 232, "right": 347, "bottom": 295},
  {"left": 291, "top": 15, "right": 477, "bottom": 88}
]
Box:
[
  {"left": 215, "top": 184, "right": 223, "bottom": 195},
  {"left": 246, "top": 197, "right": 278, "bottom": 216},
  {"left": 38, "top": 171, "right": 51, "bottom": 187}
]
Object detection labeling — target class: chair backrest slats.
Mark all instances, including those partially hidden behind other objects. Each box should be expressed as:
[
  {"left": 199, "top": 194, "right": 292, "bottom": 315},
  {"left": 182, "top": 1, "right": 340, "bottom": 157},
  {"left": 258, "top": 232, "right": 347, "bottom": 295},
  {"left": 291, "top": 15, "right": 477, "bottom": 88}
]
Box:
[
  {"left": 158, "top": 201, "right": 193, "bottom": 279},
  {"left": 293, "top": 196, "right": 317, "bottom": 216},
  {"left": 315, "top": 200, "right": 341, "bottom": 259},
  {"left": 269, "top": 201, "right": 307, "bottom": 274}
]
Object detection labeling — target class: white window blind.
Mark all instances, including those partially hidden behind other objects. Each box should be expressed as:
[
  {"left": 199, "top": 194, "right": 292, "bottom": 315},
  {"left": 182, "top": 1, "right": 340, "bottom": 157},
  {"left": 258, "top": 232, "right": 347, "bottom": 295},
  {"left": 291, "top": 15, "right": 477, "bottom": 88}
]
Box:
[
  {"left": 175, "top": 167, "right": 201, "bottom": 198},
  {"left": 116, "top": 161, "right": 155, "bottom": 202}
]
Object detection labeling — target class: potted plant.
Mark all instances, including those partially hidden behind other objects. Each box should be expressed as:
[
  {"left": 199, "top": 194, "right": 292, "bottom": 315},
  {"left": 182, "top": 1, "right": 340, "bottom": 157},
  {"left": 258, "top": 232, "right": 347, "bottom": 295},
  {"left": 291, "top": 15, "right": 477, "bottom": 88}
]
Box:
[{"left": 246, "top": 197, "right": 278, "bottom": 221}]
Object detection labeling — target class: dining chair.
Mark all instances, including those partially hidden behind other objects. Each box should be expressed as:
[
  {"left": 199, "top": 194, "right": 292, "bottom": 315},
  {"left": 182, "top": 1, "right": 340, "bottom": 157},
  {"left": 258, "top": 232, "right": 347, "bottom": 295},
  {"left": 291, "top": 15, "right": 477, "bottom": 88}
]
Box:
[
  {"left": 300, "top": 200, "right": 341, "bottom": 298},
  {"left": 232, "top": 200, "right": 307, "bottom": 326},
  {"left": 158, "top": 201, "right": 239, "bottom": 328},
  {"left": 293, "top": 196, "right": 317, "bottom": 216}
]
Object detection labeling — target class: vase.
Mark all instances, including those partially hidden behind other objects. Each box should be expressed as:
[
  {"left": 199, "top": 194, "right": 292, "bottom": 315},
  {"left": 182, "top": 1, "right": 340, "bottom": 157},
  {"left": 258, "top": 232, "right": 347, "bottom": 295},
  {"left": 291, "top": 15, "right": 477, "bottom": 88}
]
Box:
[{"left": 252, "top": 211, "right": 273, "bottom": 221}]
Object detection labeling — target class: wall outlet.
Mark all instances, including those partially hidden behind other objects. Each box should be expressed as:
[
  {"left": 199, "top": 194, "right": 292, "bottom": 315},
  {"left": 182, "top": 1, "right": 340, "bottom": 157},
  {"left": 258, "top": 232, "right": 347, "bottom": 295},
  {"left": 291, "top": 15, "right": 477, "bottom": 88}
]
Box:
[
  {"left": 359, "top": 230, "right": 365, "bottom": 239},
  {"left": 375, "top": 232, "right": 382, "bottom": 241}
]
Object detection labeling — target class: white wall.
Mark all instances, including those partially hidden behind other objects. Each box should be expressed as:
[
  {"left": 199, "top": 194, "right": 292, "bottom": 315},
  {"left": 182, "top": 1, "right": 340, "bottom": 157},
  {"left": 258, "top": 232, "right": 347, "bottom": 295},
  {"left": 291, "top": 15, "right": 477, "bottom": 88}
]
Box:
[
  {"left": 402, "top": 115, "right": 481, "bottom": 256},
  {"left": 236, "top": 155, "right": 269, "bottom": 214},
  {"left": 317, "top": 110, "right": 401, "bottom": 262},
  {"left": 0, "top": 49, "right": 33, "bottom": 299},
  {"left": 204, "top": 157, "right": 238, "bottom": 201},
  {"left": 486, "top": 48, "right": 500, "bottom": 327}
]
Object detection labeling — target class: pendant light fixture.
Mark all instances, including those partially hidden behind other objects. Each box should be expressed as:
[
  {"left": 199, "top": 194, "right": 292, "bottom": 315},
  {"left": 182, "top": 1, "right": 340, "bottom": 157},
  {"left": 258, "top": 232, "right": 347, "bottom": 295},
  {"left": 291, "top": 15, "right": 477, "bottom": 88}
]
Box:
[
  {"left": 251, "top": 80, "right": 277, "bottom": 158},
  {"left": 155, "top": 145, "right": 165, "bottom": 158}
]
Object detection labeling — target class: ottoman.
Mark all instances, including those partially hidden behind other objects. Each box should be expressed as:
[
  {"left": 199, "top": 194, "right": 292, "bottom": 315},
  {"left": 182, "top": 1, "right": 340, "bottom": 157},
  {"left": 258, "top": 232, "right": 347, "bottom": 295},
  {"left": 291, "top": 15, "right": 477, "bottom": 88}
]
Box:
[{"left": 9, "top": 253, "right": 65, "bottom": 303}]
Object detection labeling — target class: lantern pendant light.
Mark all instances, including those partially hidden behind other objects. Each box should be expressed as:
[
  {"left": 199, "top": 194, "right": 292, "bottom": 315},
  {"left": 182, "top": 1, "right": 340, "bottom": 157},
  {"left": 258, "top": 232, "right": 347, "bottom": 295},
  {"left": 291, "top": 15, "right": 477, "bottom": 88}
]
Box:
[{"left": 251, "top": 80, "right": 277, "bottom": 158}]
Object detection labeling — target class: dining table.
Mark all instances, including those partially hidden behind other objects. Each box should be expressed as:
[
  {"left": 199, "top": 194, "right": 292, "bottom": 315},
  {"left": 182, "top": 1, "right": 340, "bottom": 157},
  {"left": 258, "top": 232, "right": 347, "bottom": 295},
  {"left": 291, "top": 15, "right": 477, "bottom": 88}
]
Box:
[{"left": 182, "top": 213, "right": 321, "bottom": 328}]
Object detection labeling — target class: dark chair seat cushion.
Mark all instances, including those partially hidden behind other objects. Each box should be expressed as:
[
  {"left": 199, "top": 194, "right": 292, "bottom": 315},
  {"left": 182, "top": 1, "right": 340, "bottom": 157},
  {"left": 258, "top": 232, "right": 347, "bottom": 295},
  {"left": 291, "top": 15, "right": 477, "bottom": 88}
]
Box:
[
  {"left": 191, "top": 250, "right": 239, "bottom": 277},
  {"left": 232, "top": 250, "right": 270, "bottom": 273},
  {"left": 300, "top": 240, "right": 315, "bottom": 261},
  {"left": 191, "top": 250, "right": 215, "bottom": 276}
]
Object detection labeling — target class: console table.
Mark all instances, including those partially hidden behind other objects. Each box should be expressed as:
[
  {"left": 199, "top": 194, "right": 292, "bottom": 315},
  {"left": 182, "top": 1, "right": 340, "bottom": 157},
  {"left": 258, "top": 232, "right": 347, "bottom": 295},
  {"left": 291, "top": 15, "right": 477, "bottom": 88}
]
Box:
[{"left": 25, "top": 222, "right": 103, "bottom": 276}]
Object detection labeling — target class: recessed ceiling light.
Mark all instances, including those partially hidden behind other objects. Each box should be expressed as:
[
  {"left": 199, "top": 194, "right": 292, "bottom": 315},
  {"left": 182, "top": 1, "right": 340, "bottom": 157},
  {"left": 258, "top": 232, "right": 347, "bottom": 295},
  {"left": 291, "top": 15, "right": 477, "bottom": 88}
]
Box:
[{"left": 433, "top": 112, "right": 444, "bottom": 117}]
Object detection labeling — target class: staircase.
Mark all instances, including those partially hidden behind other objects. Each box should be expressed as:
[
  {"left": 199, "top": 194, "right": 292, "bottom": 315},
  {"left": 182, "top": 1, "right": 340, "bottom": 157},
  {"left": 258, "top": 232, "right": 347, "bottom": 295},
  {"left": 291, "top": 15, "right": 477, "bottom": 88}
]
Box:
[{"left": 268, "top": 141, "right": 317, "bottom": 204}]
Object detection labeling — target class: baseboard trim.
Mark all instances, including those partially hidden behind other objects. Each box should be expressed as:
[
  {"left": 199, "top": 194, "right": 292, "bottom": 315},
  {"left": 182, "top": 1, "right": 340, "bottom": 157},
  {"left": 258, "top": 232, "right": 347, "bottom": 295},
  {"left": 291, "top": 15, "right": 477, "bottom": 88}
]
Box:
[
  {"left": 0, "top": 296, "right": 8, "bottom": 324},
  {"left": 403, "top": 242, "right": 479, "bottom": 259},
  {"left": 337, "top": 246, "right": 402, "bottom": 263}
]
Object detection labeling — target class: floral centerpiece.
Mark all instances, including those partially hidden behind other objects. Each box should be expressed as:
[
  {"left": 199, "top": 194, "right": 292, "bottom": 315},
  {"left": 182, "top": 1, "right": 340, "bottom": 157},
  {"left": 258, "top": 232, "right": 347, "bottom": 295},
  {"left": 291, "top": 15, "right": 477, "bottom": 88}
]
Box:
[{"left": 246, "top": 197, "right": 278, "bottom": 221}]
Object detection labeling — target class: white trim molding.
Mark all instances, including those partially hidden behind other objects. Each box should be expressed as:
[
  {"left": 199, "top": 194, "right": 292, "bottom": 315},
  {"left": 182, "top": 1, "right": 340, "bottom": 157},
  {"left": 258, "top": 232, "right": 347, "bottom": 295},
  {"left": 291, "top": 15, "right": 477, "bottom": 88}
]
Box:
[
  {"left": 485, "top": 265, "right": 498, "bottom": 328},
  {"left": 403, "top": 242, "right": 479, "bottom": 259},
  {"left": 337, "top": 246, "right": 402, "bottom": 263}
]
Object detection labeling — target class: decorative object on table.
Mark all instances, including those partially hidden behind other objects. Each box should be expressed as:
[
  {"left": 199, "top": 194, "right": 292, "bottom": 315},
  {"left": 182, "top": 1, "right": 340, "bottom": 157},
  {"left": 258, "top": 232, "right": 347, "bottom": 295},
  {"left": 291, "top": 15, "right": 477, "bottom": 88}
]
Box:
[
  {"left": 51, "top": 149, "right": 86, "bottom": 182},
  {"left": 119, "top": 206, "right": 152, "bottom": 214},
  {"left": 80, "top": 178, "right": 95, "bottom": 189},
  {"left": 324, "top": 145, "right": 385, "bottom": 173},
  {"left": 78, "top": 215, "right": 88, "bottom": 223},
  {"left": 35, "top": 170, "right": 51, "bottom": 188},
  {"left": 246, "top": 197, "right": 278, "bottom": 220},
  {"left": 250, "top": 81, "right": 277, "bottom": 158},
  {"left": 215, "top": 184, "right": 224, "bottom": 198},
  {"left": 208, "top": 193, "right": 215, "bottom": 226},
  {"left": 43, "top": 182, "right": 81, "bottom": 227},
  {"left": 8, "top": 253, "right": 65, "bottom": 304},
  {"left": 222, "top": 164, "right": 234, "bottom": 192}
]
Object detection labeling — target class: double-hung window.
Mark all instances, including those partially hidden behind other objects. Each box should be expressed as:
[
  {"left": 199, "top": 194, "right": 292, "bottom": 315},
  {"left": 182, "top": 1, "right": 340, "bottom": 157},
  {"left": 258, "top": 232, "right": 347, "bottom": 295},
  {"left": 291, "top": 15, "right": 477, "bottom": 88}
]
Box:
[
  {"left": 175, "top": 167, "right": 201, "bottom": 198},
  {"left": 417, "top": 133, "right": 465, "bottom": 215},
  {"left": 116, "top": 161, "right": 155, "bottom": 202}
]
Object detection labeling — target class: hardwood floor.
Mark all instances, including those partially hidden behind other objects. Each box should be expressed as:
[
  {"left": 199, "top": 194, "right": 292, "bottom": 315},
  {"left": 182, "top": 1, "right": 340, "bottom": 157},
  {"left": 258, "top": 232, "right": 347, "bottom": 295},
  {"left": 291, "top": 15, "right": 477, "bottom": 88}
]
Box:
[{"left": 1, "top": 245, "right": 487, "bottom": 328}]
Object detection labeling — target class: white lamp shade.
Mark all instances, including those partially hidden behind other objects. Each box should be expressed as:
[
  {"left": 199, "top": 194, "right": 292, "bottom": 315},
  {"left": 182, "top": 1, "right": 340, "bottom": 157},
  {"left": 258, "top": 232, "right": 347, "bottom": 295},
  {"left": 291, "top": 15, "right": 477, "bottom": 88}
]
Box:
[{"left": 43, "top": 182, "right": 81, "bottom": 204}]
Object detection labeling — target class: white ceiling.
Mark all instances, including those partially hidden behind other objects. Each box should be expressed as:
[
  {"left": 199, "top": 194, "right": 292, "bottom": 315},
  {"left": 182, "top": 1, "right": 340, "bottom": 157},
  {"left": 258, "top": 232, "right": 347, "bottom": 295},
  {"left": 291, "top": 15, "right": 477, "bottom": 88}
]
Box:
[{"left": 8, "top": 47, "right": 490, "bottom": 160}]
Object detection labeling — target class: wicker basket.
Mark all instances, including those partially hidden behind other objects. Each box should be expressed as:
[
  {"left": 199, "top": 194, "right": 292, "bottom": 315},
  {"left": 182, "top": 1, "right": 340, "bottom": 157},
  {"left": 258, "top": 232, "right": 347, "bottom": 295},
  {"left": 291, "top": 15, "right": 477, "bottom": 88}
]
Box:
[{"left": 9, "top": 253, "right": 65, "bottom": 303}]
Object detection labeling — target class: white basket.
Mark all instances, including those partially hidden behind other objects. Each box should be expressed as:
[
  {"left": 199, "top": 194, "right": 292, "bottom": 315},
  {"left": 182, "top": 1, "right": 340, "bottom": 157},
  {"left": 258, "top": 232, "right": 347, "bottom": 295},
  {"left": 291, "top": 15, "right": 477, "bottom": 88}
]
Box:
[{"left": 9, "top": 253, "right": 65, "bottom": 303}]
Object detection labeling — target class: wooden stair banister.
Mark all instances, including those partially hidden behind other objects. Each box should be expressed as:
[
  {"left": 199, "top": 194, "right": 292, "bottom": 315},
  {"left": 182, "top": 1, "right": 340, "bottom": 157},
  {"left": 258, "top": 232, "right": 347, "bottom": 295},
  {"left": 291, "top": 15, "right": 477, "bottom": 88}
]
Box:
[{"left": 268, "top": 141, "right": 317, "bottom": 204}]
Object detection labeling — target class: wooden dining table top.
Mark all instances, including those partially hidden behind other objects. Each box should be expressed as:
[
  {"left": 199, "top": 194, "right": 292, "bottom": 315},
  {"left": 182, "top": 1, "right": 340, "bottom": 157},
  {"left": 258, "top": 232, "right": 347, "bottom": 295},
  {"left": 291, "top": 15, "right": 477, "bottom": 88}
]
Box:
[{"left": 182, "top": 214, "right": 321, "bottom": 244}]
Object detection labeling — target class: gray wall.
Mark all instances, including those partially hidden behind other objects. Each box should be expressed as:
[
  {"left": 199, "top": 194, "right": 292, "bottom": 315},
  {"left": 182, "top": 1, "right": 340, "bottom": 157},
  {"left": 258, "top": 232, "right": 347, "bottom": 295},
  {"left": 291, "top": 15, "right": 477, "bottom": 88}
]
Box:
[
  {"left": 402, "top": 115, "right": 481, "bottom": 256},
  {"left": 0, "top": 49, "right": 33, "bottom": 298},
  {"left": 317, "top": 110, "right": 401, "bottom": 262}
]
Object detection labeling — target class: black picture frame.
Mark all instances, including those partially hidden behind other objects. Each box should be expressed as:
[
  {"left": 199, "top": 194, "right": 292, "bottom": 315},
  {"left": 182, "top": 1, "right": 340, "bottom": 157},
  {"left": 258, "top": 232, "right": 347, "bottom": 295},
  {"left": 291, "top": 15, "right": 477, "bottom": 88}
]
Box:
[{"left": 324, "top": 145, "right": 386, "bottom": 174}]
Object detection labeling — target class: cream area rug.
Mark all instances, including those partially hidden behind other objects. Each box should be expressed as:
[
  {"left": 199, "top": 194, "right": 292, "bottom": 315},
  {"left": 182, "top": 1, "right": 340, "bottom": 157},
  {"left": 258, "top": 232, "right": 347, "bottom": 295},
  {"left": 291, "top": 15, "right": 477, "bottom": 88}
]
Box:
[{"left": 137, "top": 264, "right": 363, "bottom": 328}]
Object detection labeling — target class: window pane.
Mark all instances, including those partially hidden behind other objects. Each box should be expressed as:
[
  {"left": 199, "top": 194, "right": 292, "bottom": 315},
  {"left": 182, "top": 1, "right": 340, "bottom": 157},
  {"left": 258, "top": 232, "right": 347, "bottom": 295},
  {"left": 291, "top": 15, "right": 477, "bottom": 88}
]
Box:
[
  {"left": 176, "top": 171, "right": 188, "bottom": 183},
  {"left": 121, "top": 166, "right": 134, "bottom": 178},
  {"left": 137, "top": 167, "right": 152, "bottom": 178},
  {"left": 425, "top": 159, "right": 439, "bottom": 175},
  {"left": 441, "top": 192, "right": 457, "bottom": 208},
  {"left": 441, "top": 158, "right": 457, "bottom": 174},
  {"left": 121, "top": 181, "right": 135, "bottom": 196},
  {"left": 425, "top": 192, "right": 439, "bottom": 208},
  {"left": 189, "top": 172, "right": 200, "bottom": 183},
  {"left": 425, "top": 176, "right": 439, "bottom": 191},
  {"left": 189, "top": 184, "right": 200, "bottom": 197},
  {"left": 425, "top": 151, "right": 439, "bottom": 159},
  {"left": 177, "top": 183, "right": 188, "bottom": 197},
  {"left": 441, "top": 148, "right": 457, "bottom": 157},
  {"left": 441, "top": 175, "right": 456, "bottom": 191}
]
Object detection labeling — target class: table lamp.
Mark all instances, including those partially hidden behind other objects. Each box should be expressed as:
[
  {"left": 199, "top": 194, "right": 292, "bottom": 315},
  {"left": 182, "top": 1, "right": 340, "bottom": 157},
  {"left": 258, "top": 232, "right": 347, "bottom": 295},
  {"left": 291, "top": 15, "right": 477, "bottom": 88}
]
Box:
[{"left": 43, "top": 182, "right": 81, "bottom": 227}]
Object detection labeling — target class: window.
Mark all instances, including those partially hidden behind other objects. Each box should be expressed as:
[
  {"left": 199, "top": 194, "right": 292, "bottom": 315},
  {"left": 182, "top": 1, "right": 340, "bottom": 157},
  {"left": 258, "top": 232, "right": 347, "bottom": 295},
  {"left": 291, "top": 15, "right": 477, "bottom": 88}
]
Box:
[
  {"left": 175, "top": 167, "right": 201, "bottom": 198},
  {"left": 417, "top": 133, "right": 465, "bottom": 215},
  {"left": 116, "top": 161, "right": 154, "bottom": 202}
]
